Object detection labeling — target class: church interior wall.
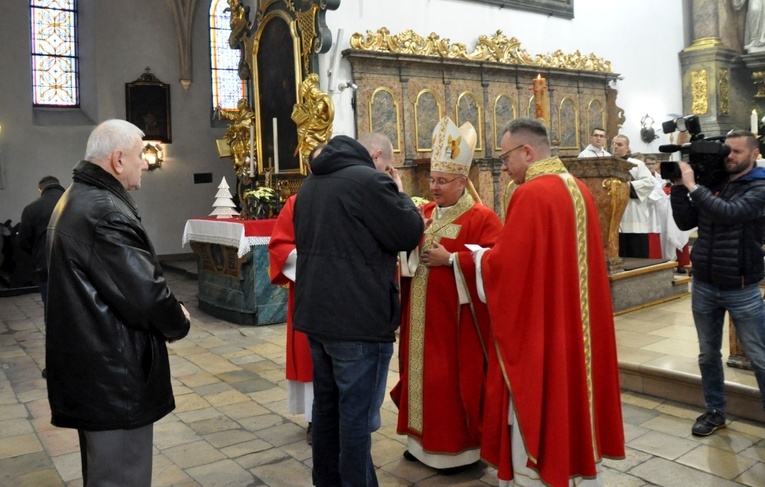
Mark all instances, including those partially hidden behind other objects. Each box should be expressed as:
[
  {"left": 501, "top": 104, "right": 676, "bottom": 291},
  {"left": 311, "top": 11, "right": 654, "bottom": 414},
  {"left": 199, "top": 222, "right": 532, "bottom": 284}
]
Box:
[{"left": 0, "top": 0, "right": 690, "bottom": 255}]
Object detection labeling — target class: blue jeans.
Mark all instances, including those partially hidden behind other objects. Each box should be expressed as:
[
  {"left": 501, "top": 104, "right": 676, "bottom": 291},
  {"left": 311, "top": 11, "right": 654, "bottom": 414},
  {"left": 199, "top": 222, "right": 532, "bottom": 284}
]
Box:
[
  {"left": 691, "top": 280, "right": 765, "bottom": 412},
  {"left": 308, "top": 337, "right": 393, "bottom": 487}
]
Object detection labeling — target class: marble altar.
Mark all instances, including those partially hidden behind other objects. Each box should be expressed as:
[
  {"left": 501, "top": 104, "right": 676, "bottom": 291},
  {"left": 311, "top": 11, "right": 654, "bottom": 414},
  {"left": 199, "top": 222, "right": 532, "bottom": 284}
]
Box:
[{"left": 182, "top": 218, "right": 287, "bottom": 326}]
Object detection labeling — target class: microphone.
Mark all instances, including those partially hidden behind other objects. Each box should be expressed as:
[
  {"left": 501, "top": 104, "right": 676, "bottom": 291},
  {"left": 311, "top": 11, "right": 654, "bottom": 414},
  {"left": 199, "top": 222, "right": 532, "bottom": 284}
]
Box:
[{"left": 659, "top": 144, "right": 683, "bottom": 153}]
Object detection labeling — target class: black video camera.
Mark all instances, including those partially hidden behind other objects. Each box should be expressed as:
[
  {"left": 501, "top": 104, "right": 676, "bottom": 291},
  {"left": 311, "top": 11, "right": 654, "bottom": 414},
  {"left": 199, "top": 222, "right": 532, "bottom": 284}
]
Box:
[{"left": 658, "top": 115, "right": 730, "bottom": 188}]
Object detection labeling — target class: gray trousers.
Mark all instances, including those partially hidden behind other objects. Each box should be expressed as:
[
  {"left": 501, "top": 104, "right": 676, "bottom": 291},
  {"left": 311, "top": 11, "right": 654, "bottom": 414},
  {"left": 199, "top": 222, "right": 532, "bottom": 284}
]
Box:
[{"left": 78, "top": 423, "right": 153, "bottom": 486}]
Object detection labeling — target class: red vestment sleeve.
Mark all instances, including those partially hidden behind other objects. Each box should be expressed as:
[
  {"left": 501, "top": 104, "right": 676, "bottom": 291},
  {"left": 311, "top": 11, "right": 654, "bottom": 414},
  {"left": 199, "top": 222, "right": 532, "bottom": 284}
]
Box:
[{"left": 268, "top": 195, "right": 297, "bottom": 286}]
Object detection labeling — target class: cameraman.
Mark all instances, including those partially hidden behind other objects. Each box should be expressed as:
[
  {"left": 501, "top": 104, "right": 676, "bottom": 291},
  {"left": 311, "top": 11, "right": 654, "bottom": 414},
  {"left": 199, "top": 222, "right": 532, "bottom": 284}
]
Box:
[{"left": 671, "top": 129, "right": 765, "bottom": 436}]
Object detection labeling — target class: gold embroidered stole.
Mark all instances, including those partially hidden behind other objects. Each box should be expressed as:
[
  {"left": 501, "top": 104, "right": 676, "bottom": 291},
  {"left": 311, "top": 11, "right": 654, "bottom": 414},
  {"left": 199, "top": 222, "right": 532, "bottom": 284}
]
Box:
[{"left": 407, "top": 191, "right": 474, "bottom": 433}]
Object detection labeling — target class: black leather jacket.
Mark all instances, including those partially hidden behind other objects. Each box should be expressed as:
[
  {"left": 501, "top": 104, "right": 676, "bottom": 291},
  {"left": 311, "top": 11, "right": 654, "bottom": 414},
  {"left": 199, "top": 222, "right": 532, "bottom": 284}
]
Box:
[
  {"left": 46, "top": 161, "right": 189, "bottom": 431},
  {"left": 671, "top": 166, "right": 765, "bottom": 289}
]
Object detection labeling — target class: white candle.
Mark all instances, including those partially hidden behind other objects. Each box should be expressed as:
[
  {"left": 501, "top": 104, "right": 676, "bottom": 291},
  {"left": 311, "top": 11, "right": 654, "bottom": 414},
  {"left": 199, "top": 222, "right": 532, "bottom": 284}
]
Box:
[
  {"left": 249, "top": 124, "right": 255, "bottom": 177},
  {"left": 752, "top": 109, "right": 759, "bottom": 135},
  {"left": 273, "top": 117, "right": 279, "bottom": 173}
]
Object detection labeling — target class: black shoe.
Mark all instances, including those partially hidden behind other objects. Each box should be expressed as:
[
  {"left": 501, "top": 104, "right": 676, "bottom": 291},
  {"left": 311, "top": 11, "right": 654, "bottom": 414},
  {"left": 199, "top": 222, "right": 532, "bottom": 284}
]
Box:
[
  {"left": 403, "top": 450, "right": 418, "bottom": 462},
  {"left": 306, "top": 423, "right": 312, "bottom": 445},
  {"left": 692, "top": 410, "right": 726, "bottom": 436},
  {"left": 41, "top": 368, "right": 47, "bottom": 379},
  {"left": 437, "top": 463, "right": 474, "bottom": 476}
]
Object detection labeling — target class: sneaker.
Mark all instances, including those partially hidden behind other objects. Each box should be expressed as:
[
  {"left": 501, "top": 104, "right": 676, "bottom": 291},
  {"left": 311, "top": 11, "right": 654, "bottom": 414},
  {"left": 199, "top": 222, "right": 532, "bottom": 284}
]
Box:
[
  {"left": 692, "top": 410, "right": 726, "bottom": 436},
  {"left": 306, "top": 423, "right": 312, "bottom": 445}
]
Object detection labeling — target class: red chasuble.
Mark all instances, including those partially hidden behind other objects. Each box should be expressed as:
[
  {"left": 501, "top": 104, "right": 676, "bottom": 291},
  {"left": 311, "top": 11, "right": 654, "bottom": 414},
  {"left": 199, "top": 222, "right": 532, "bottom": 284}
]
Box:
[
  {"left": 480, "top": 158, "right": 625, "bottom": 485},
  {"left": 391, "top": 192, "right": 502, "bottom": 457},
  {"left": 268, "top": 195, "right": 313, "bottom": 383}
]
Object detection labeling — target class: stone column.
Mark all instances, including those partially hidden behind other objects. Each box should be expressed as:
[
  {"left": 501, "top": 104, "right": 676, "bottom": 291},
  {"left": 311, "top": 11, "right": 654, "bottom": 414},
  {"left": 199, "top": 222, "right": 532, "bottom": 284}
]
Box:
[{"left": 679, "top": 0, "right": 754, "bottom": 135}]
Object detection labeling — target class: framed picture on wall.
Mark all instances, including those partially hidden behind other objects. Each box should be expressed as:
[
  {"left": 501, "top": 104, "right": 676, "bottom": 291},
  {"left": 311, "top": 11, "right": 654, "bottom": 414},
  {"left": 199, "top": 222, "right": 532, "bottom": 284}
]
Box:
[
  {"left": 126, "top": 69, "right": 172, "bottom": 143},
  {"left": 469, "top": 0, "right": 573, "bottom": 19}
]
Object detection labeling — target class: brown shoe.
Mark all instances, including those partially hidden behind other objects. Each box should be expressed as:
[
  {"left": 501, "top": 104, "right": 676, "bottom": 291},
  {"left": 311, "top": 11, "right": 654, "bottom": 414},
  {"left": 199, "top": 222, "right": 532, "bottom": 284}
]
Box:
[{"left": 306, "top": 423, "right": 312, "bottom": 445}]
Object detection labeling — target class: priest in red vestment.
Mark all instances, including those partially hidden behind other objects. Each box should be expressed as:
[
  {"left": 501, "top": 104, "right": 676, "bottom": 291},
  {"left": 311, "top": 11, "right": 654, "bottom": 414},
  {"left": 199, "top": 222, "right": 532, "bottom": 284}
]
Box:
[
  {"left": 475, "top": 118, "right": 625, "bottom": 486},
  {"left": 391, "top": 117, "right": 503, "bottom": 473},
  {"left": 267, "top": 145, "right": 325, "bottom": 444}
]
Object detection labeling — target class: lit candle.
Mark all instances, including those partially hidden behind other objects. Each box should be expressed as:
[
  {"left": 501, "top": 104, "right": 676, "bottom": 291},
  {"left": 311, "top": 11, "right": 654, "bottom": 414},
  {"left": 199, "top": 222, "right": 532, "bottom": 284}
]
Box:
[
  {"left": 752, "top": 109, "right": 759, "bottom": 135},
  {"left": 273, "top": 117, "right": 279, "bottom": 173},
  {"left": 249, "top": 124, "right": 255, "bottom": 177},
  {"left": 532, "top": 74, "right": 550, "bottom": 126}
]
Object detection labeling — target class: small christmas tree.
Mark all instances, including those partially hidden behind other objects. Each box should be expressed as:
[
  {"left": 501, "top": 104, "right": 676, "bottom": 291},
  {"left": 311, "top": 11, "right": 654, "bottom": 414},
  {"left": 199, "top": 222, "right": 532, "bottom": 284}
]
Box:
[{"left": 209, "top": 177, "right": 239, "bottom": 219}]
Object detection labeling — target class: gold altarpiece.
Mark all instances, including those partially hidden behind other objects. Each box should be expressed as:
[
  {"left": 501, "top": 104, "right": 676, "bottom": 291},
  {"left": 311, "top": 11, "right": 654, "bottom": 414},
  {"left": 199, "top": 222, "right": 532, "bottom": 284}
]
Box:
[
  {"left": 219, "top": 0, "right": 339, "bottom": 204},
  {"left": 343, "top": 28, "right": 624, "bottom": 217}
]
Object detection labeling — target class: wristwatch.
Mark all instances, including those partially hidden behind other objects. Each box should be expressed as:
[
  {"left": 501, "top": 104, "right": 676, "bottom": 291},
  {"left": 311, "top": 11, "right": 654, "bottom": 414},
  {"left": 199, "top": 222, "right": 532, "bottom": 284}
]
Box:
[{"left": 447, "top": 253, "right": 455, "bottom": 266}]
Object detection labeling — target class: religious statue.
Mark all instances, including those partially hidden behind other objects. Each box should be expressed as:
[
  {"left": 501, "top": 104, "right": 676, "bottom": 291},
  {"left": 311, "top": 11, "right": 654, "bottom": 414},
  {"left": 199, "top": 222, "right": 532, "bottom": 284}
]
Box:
[
  {"left": 734, "top": 0, "right": 765, "bottom": 52},
  {"left": 225, "top": 0, "right": 248, "bottom": 49},
  {"left": 291, "top": 73, "right": 334, "bottom": 161},
  {"left": 214, "top": 98, "right": 256, "bottom": 177}
]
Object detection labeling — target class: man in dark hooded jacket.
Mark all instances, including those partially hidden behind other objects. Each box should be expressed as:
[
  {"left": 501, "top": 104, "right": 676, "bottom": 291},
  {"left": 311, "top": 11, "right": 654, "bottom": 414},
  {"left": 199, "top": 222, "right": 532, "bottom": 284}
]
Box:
[
  {"left": 293, "top": 133, "right": 423, "bottom": 486},
  {"left": 671, "top": 129, "right": 765, "bottom": 437}
]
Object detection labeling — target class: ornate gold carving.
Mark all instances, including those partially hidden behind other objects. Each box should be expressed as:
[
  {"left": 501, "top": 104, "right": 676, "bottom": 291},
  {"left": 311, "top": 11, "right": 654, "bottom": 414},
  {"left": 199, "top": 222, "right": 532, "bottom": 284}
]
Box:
[
  {"left": 691, "top": 70, "right": 709, "bottom": 115},
  {"left": 684, "top": 37, "right": 723, "bottom": 51},
  {"left": 719, "top": 69, "right": 730, "bottom": 114},
  {"left": 350, "top": 28, "right": 613, "bottom": 73},
  {"left": 287, "top": 3, "right": 318, "bottom": 74},
  {"left": 214, "top": 98, "right": 257, "bottom": 177},
  {"left": 291, "top": 73, "right": 334, "bottom": 164},
  {"left": 602, "top": 178, "right": 624, "bottom": 251},
  {"left": 225, "top": 0, "right": 252, "bottom": 80},
  {"left": 753, "top": 71, "right": 765, "bottom": 98}
]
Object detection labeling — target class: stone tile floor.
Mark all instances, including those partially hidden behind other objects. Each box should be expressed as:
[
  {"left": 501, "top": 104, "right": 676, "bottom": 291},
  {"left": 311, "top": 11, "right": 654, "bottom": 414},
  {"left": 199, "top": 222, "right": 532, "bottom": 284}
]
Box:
[{"left": 1, "top": 267, "right": 764, "bottom": 486}]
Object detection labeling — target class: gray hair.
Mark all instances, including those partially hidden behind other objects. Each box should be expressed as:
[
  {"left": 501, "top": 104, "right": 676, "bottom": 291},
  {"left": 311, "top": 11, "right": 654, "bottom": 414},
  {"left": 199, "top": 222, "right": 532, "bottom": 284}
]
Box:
[
  {"left": 84, "top": 119, "right": 144, "bottom": 163},
  {"left": 503, "top": 118, "right": 551, "bottom": 150},
  {"left": 357, "top": 132, "right": 393, "bottom": 159}
]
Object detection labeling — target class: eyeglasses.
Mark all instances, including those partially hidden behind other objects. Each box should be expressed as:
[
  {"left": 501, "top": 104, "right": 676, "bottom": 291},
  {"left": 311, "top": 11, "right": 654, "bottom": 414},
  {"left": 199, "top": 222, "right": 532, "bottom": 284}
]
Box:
[
  {"left": 498, "top": 144, "right": 525, "bottom": 164},
  {"left": 427, "top": 176, "right": 463, "bottom": 186}
]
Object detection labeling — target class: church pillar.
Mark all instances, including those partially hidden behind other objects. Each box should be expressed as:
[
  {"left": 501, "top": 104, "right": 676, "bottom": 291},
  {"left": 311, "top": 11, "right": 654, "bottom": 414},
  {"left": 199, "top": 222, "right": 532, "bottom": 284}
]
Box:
[{"left": 679, "top": 0, "right": 755, "bottom": 134}]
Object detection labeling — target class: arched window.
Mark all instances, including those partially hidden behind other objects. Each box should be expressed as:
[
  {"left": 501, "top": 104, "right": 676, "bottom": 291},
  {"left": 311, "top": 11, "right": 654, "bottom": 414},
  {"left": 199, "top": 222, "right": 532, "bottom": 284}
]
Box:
[
  {"left": 210, "top": 0, "right": 248, "bottom": 111},
  {"left": 30, "top": 0, "right": 79, "bottom": 107}
]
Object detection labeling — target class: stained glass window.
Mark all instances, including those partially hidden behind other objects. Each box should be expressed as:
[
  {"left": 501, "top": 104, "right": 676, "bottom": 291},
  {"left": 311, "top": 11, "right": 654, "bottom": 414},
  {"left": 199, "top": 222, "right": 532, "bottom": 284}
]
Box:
[
  {"left": 211, "top": 0, "right": 248, "bottom": 111},
  {"left": 30, "top": 0, "right": 79, "bottom": 107}
]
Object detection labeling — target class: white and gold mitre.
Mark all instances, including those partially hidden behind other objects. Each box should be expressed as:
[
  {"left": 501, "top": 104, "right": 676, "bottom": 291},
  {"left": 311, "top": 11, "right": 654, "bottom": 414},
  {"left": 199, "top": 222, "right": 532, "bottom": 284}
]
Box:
[{"left": 430, "top": 117, "right": 477, "bottom": 176}]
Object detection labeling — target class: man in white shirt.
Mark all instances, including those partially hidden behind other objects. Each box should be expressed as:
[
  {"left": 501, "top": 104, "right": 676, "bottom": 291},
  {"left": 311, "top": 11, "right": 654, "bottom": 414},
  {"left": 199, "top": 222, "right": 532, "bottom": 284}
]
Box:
[
  {"left": 578, "top": 127, "right": 611, "bottom": 157},
  {"left": 612, "top": 135, "right": 656, "bottom": 258}
]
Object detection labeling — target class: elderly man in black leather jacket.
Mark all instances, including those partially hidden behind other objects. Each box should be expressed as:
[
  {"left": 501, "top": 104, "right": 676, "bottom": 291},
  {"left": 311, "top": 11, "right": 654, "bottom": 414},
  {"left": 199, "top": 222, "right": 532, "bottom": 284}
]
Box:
[
  {"left": 671, "top": 129, "right": 765, "bottom": 437},
  {"left": 46, "top": 119, "right": 190, "bottom": 486}
]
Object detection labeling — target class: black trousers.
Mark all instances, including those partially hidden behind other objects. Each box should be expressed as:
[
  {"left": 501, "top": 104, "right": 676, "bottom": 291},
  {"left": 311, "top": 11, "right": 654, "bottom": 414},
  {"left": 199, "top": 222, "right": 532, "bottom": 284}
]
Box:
[{"left": 619, "top": 232, "right": 649, "bottom": 259}]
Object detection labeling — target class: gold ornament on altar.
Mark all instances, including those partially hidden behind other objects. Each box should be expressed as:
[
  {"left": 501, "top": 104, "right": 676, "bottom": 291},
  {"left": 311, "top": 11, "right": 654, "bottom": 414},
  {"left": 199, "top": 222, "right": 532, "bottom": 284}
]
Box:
[
  {"left": 291, "top": 73, "right": 334, "bottom": 162},
  {"left": 349, "top": 28, "right": 612, "bottom": 73},
  {"left": 214, "top": 98, "right": 257, "bottom": 177}
]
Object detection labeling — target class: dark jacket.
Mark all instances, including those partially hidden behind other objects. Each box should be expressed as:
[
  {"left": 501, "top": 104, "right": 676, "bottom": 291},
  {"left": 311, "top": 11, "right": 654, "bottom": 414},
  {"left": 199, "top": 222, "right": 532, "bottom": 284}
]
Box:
[
  {"left": 18, "top": 183, "right": 65, "bottom": 279},
  {"left": 46, "top": 161, "right": 190, "bottom": 431},
  {"left": 293, "top": 136, "right": 424, "bottom": 342},
  {"left": 671, "top": 166, "right": 765, "bottom": 289}
]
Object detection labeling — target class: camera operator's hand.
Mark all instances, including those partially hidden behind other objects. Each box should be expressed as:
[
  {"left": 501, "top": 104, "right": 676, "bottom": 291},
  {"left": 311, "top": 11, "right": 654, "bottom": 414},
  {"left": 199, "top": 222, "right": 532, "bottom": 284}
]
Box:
[{"left": 678, "top": 161, "right": 698, "bottom": 192}]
